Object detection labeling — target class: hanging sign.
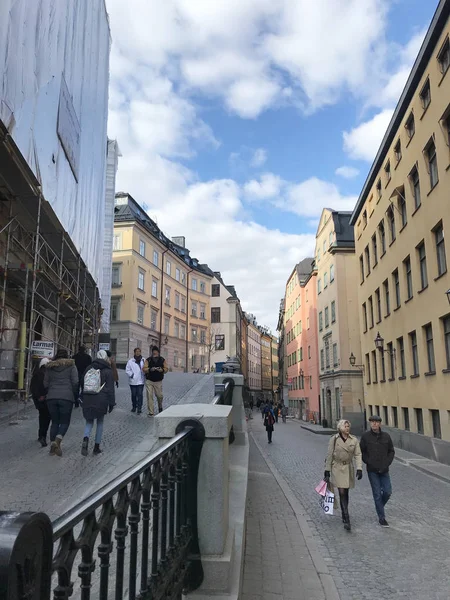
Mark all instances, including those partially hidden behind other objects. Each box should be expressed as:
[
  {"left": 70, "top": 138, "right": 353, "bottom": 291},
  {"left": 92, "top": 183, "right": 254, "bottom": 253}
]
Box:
[{"left": 31, "top": 341, "right": 55, "bottom": 359}]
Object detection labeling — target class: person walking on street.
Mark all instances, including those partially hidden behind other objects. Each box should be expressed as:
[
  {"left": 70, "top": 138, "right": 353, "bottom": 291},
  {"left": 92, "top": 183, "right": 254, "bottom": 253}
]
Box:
[
  {"left": 106, "top": 350, "right": 119, "bottom": 388},
  {"left": 44, "top": 349, "right": 79, "bottom": 457},
  {"left": 126, "top": 348, "right": 145, "bottom": 414},
  {"left": 324, "top": 420, "right": 363, "bottom": 531},
  {"left": 260, "top": 400, "right": 266, "bottom": 421},
  {"left": 360, "top": 415, "right": 395, "bottom": 528},
  {"left": 273, "top": 401, "right": 279, "bottom": 424},
  {"left": 263, "top": 403, "right": 276, "bottom": 443},
  {"left": 143, "top": 346, "right": 168, "bottom": 416},
  {"left": 30, "top": 357, "right": 51, "bottom": 447},
  {"left": 281, "top": 404, "right": 288, "bottom": 423},
  {"left": 74, "top": 346, "right": 92, "bottom": 397},
  {"left": 81, "top": 350, "right": 116, "bottom": 456},
  {"left": 249, "top": 398, "right": 254, "bottom": 412}
]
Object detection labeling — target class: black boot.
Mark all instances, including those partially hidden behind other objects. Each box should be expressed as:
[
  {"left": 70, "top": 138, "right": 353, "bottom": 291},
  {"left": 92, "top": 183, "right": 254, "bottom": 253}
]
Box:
[
  {"left": 38, "top": 437, "right": 48, "bottom": 447},
  {"left": 93, "top": 443, "right": 102, "bottom": 455},
  {"left": 81, "top": 437, "right": 89, "bottom": 456}
]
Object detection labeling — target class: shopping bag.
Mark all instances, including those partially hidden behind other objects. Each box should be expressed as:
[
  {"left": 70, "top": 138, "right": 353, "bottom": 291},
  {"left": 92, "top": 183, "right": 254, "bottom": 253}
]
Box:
[
  {"left": 320, "top": 490, "right": 335, "bottom": 515},
  {"left": 315, "top": 480, "right": 328, "bottom": 496}
]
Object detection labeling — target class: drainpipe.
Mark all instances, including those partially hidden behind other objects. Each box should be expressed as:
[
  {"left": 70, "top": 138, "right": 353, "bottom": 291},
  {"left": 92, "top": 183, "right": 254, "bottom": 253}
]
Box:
[
  {"left": 159, "top": 249, "right": 168, "bottom": 348},
  {"left": 185, "top": 268, "right": 193, "bottom": 373}
]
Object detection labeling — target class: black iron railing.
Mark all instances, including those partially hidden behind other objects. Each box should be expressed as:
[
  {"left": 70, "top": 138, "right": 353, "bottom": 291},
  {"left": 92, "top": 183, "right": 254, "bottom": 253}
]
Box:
[
  {"left": 213, "top": 378, "right": 235, "bottom": 444},
  {"left": 0, "top": 420, "right": 205, "bottom": 600}
]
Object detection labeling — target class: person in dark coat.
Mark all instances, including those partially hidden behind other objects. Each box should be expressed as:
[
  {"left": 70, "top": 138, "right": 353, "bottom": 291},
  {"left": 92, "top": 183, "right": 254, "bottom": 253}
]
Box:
[
  {"left": 30, "top": 357, "right": 51, "bottom": 447},
  {"left": 44, "top": 349, "right": 79, "bottom": 457},
  {"left": 74, "top": 346, "right": 92, "bottom": 396},
  {"left": 81, "top": 350, "right": 116, "bottom": 456},
  {"left": 263, "top": 403, "right": 276, "bottom": 444}
]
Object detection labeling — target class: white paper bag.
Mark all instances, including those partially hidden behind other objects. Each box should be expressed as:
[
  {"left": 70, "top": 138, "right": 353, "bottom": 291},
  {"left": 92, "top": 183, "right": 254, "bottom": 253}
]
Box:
[{"left": 320, "top": 490, "right": 334, "bottom": 515}]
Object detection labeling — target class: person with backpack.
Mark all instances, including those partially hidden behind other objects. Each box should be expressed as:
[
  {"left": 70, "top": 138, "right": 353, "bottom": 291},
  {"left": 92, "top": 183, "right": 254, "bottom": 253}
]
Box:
[
  {"left": 74, "top": 345, "right": 92, "bottom": 398},
  {"left": 30, "top": 357, "right": 51, "bottom": 447},
  {"left": 81, "top": 350, "right": 116, "bottom": 456},
  {"left": 44, "top": 349, "right": 79, "bottom": 457},
  {"left": 263, "top": 403, "right": 276, "bottom": 443},
  {"left": 143, "top": 346, "right": 168, "bottom": 416}
]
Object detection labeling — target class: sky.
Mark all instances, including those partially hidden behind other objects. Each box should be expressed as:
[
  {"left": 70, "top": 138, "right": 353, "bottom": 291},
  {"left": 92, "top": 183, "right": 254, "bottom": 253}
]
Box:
[{"left": 105, "top": 0, "right": 437, "bottom": 332}]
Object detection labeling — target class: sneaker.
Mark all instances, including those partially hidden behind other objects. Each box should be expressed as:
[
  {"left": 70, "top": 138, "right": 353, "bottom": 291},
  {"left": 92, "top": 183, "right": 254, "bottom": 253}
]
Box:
[
  {"left": 54, "top": 436, "right": 63, "bottom": 457},
  {"left": 137, "top": 410, "right": 142, "bottom": 415},
  {"left": 379, "top": 518, "right": 390, "bottom": 528},
  {"left": 49, "top": 442, "right": 57, "bottom": 456},
  {"left": 148, "top": 412, "right": 154, "bottom": 417}
]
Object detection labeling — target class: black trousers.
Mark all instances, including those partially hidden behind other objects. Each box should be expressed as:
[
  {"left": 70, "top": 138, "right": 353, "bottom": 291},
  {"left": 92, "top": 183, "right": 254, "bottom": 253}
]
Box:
[
  {"left": 34, "top": 400, "right": 51, "bottom": 439},
  {"left": 338, "top": 488, "right": 350, "bottom": 520},
  {"left": 266, "top": 426, "right": 273, "bottom": 442}
]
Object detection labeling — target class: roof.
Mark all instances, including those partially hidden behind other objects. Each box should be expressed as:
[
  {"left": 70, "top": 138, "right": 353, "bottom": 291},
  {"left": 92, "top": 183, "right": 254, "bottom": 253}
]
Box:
[
  {"left": 114, "top": 192, "right": 213, "bottom": 276},
  {"left": 350, "top": 0, "right": 450, "bottom": 225},
  {"left": 213, "top": 271, "right": 240, "bottom": 301},
  {"left": 331, "top": 211, "right": 355, "bottom": 248},
  {"left": 296, "top": 257, "right": 315, "bottom": 283}
]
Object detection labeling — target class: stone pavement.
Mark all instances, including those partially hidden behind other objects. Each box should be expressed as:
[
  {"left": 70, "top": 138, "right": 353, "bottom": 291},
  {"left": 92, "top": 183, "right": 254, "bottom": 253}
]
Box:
[
  {"left": 248, "top": 415, "right": 450, "bottom": 600},
  {"left": 0, "top": 371, "right": 214, "bottom": 520}
]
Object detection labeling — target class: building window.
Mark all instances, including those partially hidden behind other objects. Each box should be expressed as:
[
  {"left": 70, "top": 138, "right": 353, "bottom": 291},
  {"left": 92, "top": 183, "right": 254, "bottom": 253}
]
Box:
[
  {"left": 424, "top": 323, "right": 436, "bottom": 373},
  {"left": 329, "top": 232, "right": 333, "bottom": 246},
  {"left": 111, "top": 301, "right": 120, "bottom": 322},
  {"left": 318, "top": 278, "right": 322, "bottom": 294},
  {"left": 365, "top": 353, "right": 371, "bottom": 384},
  {"left": 319, "top": 311, "right": 323, "bottom": 331},
  {"left": 372, "top": 234, "right": 378, "bottom": 267},
  {"left": 387, "top": 206, "right": 396, "bottom": 244},
  {"left": 368, "top": 296, "right": 374, "bottom": 328},
  {"left": 150, "top": 310, "right": 157, "bottom": 330},
  {"left": 404, "top": 256, "right": 413, "bottom": 300},
  {"left": 333, "top": 343, "right": 338, "bottom": 367},
  {"left": 384, "top": 160, "right": 391, "bottom": 183},
  {"left": 192, "top": 279, "right": 197, "bottom": 291},
  {"left": 211, "top": 307, "right": 221, "bottom": 323},
  {"left": 383, "top": 406, "right": 389, "bottom": 425},
  {"left": 200, "top": 303, "right": 206, "bottom": 319},
  {"left": 383, "top": 279, "right": 390, "bottom": 317},
  {"left": 409, "top": 166, "right": 421, "bottom": 211},
  {"left": 403, "top": 407, "right": 410, "bottom": 431},
  {"left": 380, "top": 351, "right": 386, "bottom": 381},
  {"left": 425, "top": 139, "right": 439, "bottom": 189},
  {"left": 139, "top": 239, "right": 146, "bottom": 257},
  {"left": 391, "top": 269, "right": 400, "bottom": 309},
  {"left": 175, "top": 292, "right": 180, "bottom": 310},
  {"left": 181, "top": 271, "right": 186, "bottom": 285},
  {"left": 215, "top": 335, "right": 225, "bottom": 351},
  {"left": 372, "top": 350, "right": 378, "bottom": 383},
  {"left": 431, "top": 410, "right": 442, "bottom": 439},
  {"left": 320, "top": 349, "right": 324, "bottom": 370},
  {"left": 365, "top": 246, "right": 371, "bottom": 276},
  {"left": 330, "top": 264, "right": 335, "bottom": 282},
  {"left": 442, "top": 315, "right": 450, "bottom": 370},
  {"left": 394, "top": 139, "right": 402, "bottom": 164},
  {"left": 405, "top": 112, "right": 415, "bottom": 139},
  {"left": 174, "top": 350, "right": 179, "bottom": 367},
  {"left": 191, "top": 301, "right": 197, "bottom": 317},
  {"left": 325, "top": 307, "right": 329, "bottom": 328},
  {"left": 376, "top": 179, "right": 382, "bottom": 199},
  {"left": 174, "top": 321, "right": 180, "bottom": 338},
  {"left": 392, "top": 406, "right": 398, "bottom": 428},
  {"left": 153, "top": 250, "right": 159, "bottom": 267},
  {"left": 419, "top": 78, "right": 431, "bottom": 111},
  {"left": 331, "top": 301, "right": 336, "bottom": 323},
  {"left": 180, "top": 324, "right": 186, "bottom": 340},
  {"left": 325, "top": 339, "right": 330, "bottom": 369},
  {"left": 112, "top": 265, "right": 121, "bottom": 287},
  {"left": 387, "top": 342, "right": 395, "bottom": 379},
  {"left": 181, "top": 296, "right": 186, "bottom": 313},
  {"left": 410, "top": 330, "right": 419, "bottom": 376},
  {"left": 212, "top": 284, "right": 220, "bottom": 297},
  {"left": 378, "top": 220, "right": 386, "bottom": 255},
  {"left": 175, "top": 268, "right": 180, "bottom": 282},
  {"left": 434, "top": 222, "right": 447, "bottom": 276},
  {"left": 200, "top": 281, "right": 206, "bottom": 294},
  {"left": 438, "top": 36, "right": 450, "bottom": 75},
  {"left": 164, "top": 317, "right": 170, "bottom": 335},
  {"left": 137, "top": 269, "right": 145, "bottom": 291},
  {"left": 308, "top": 345, "right": 311, "bottom": 359},
  {"left": 397, "top": 337, "right": 405, "bottom": 377},
  {"left": 323, "top": 240, "right": 326, "bottom": 254},
  {"left": 200, "top": 329, "right": 206, "bottom": 344},
  {"left": 375, "top": 288, "right": 381, "bottom": 323},
  {"left": 166, "top": 261, "right": 171, "bottom": 276},
  {"left": 417, "top": 242, "right": 428, "bottom": 290},
  {"left": 191, "top": 354, "right": 197, "bottom": 368},
  {"left": 362, "top": 210, "right": 368, "bottom": 228},
  {"left": 113, "top": 234, "right": 122, "bottom": 251},
  {"left": 324, "top": 272, "right": 328, "bottom": 288},
  {"left": 415, "top": 408, "right": 424, "bottom": 435},
  {"left": 137, "top": 304, "right": 144, "bottom": 325},
  {"left": 398, "top": 194, "right": 407, "bottom": 228},
  {"left": 191, "top": 328, "right": 198, "bottom": 343},
  {"left": 362, "top": 303, "right": 368, "bottom": 332},
  {"left": 165, "top": 286, "right": 171, "bottom": 306},
  {"left": 359, "top": 256, "right": 364, "bottom": 283}
]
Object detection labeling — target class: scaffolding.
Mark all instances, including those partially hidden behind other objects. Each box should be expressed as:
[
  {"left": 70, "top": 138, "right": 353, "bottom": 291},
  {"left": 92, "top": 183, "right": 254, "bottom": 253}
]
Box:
[{"left": 0, "top": 123, "right": 101, "bottom": 414}]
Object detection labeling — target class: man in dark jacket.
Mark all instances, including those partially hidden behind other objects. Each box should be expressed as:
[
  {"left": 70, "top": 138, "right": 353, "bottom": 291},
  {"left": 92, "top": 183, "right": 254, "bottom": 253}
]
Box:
[
  {"left": 143, "top": 346, "right": 168, "bottom": 416},
  {"left": 74, "top": 346, "right": 92, "bottom": 395},
  {"left": 30, "top": 357, "right": 51, "bottom": 447},
  {"left": 360, "top": 415, "right": 395, "bottom": 527},
  {"left": 44, "top": 350, "right": 79, "bottom": 457}
]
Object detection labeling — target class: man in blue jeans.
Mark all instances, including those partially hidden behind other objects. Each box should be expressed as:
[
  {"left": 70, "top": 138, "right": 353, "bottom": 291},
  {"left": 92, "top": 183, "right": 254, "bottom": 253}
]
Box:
[{"left": 360, "top": 414, "right": 395, "bottom": 527}]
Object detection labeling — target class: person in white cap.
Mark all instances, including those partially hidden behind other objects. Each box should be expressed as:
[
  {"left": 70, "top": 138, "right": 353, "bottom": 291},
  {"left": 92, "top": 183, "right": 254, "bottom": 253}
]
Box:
[{"left": 30, "top": 357, "right": 51, "bottom": 447}]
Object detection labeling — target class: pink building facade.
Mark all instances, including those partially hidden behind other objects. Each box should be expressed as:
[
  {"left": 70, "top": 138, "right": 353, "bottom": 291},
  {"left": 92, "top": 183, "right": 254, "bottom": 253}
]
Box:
[{"left": 284, "top": 259, "right": 320, "bottom": 422}]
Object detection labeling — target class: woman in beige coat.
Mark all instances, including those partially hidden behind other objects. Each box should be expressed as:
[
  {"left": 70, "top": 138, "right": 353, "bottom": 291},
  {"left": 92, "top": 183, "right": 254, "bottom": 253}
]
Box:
[{"left": 324, "top": 420, "right": 363, "bottom": 531}]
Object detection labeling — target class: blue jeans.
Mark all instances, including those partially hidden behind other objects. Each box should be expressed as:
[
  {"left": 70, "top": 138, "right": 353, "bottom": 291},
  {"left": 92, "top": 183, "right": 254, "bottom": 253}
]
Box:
[
  {"left": 130, "top": 385, "right": 144, "bottom": 410},
  {"left": 368, "top": 471, "right": 392, "bottom": 519},
  {"left": 84, "top": 416, "right": 104, "bottom": 444},
  {"left": 47, "top": 399, "right": 73, "bottom": 441}
]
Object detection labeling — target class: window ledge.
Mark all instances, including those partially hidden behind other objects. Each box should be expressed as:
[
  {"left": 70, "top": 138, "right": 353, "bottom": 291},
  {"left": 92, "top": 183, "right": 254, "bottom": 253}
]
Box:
[
  {"left": 385, "top": 179, "right": 391, "bottom": 189},
  {"left": 434, "top": 271, "right": 448, "bottom": 282},
  {"left": 405, "top": 297, "right": 413, "bottom": 304},
  {"left": 438, "top": 66, "right": 449, "bottom": 86},
  {"left": 373, "top": 262, "right": 378, "bottom": 270},
  {"left": 427, "top": 181, "right": 439, "bottom": 196},
  {"left": 388, "top": 378, "right": 395, "bottom": 382},
  {"left": 425, "top": 371, "right": 436, "bottom": 377},
  {"left": 376, "top": 319, "right": 382, "bottom": 325},
  {"left": 442, "top": 369, "right": 450, "bottom": 374},
  {"left": 399, "top": 223, "right": 408, "bottom": 233},
  {"left": 394, "top": 158, "right": 402, "bottom": 170},
  {"left": 389, "top": 238, "right": 396, "bottom": 247},
  {"left": 384, "top": 313, "right": 391, "bottom": 319},
  {"left": 380, "top": 251, "right": 386, "bottom": 259},
  {"left": 405, "top": 133, "right": 415, "bottom": 148},
  {"left": 398, "top": 376, "right": 406, "bottom": 380},
  {"left": 418, "top": 285, "right": 428, "bottom": 294},
  {"left": 394, "top": 306, "right": 401, "bottom": 312},
  {"left": 410, "top": 374, "right": 420, "bottom": 379},
  {"left": 366, "top": 382, "right": 371, "bottom": 386},
  {"left": 420, "top": 103, "right": 431, "bottom": 121},
  {"left": 380, "top": 379, "right": 386, "bottom": 383},
  {"left": 446, "top": 163, "right": 450, "bottom": 172},
  {"left": 411, "top": 204, "right": 422, "bottom": 217}
]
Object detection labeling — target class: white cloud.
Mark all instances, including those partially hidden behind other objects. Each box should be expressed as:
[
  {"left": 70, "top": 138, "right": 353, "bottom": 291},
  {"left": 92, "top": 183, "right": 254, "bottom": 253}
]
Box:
[
  {"left": 244, "top": 173, "right": 283, "bottom": 200},
  {"left": 335, "top": 166, "right": 360, "bottom": 179},
  {"left": 343, "top": 109, "right": 394, "bottom": 162},
  {"left": 250, "top": 148, "right": 268, "bottom": 168}
]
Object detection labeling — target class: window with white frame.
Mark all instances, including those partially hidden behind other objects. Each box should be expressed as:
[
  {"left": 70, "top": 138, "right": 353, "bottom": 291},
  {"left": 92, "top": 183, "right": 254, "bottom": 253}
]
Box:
[
  {"left": 166, "top": 261, "right": 171, "bottom": 276},
  {"left": 138, "top": 270, "right": 145, "bottom": 291},
  {"left": 151, "top": 310, "right": 157, "bottom": 330},
  {"left": 175, "top": 268, "right": 180, "bottom": 282},
  {"left": 139, "top": 239, "right": 146, "bottom": 257},
  {"left": 192, "top": 278, "right": 197, "bottom": 291},
  {"left": 152, "top": 279, "right": 158, "bottom": 298},
  {"left": 137, "top": 304, "right": 144, "bottom": 325},
  {"left": 113, "top": 234, "right": 122, "bottom": 251}
]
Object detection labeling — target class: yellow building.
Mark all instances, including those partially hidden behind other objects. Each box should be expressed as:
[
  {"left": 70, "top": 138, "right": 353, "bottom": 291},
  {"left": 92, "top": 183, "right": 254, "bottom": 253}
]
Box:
[
  {"left": 111, "top": 193, "right": 212, "bottom": 370},
  {"left": 270, "top": 335, "right": 279, "bottom": 397},
  {"left": 350, "top": 0, "right": 450, "bottom": 458}
]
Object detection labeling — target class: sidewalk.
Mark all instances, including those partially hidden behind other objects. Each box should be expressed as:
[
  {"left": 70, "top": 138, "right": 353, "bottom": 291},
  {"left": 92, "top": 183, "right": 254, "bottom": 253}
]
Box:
[{"left": 242, "top": 418, "right": 340, "bottom": 600}]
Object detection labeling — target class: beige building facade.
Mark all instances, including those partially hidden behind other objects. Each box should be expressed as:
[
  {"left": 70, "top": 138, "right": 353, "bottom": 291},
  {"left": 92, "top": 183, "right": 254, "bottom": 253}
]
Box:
[
  {"left": 261, "top": 331, "right": 272, "bottom": 400},
  {"left": 351, "top": 1, "right": 450, "bottom": 460},
  {"left": 271, "top": 335, "right": 279, "bottom": 397},
  {"left": 247, "top": 316, "right": 262, "bottom": 397},
  {"left": 316, "top": 209, "right": 364, "bottom": 430},
  {"left": 111, "top": 193, "right": 212, "bottom": 370}
]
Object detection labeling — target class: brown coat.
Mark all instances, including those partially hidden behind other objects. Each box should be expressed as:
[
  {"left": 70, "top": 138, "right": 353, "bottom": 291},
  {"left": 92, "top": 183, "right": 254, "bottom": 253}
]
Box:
[
  {"left": 110, "top": 356, "right": 119, "bottom": 383},
  {"left": 325, "top": 433, "right": 362, "bottom": 489}
]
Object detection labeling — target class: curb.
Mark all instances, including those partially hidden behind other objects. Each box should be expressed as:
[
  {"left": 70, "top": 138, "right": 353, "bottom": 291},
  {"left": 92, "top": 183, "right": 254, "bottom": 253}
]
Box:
[
  {"left": 250, "top": 432, "right": 341, "bottom": 600},
  {"left": 394, "top": 455, "right": 450, "bottom": 485}
]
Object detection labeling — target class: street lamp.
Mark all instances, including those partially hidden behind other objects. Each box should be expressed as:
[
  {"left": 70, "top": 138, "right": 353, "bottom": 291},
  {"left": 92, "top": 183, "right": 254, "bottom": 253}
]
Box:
[
  {"left": 446, "top": 289, "right": 450, "bottom": 305},
  {"left": 349, "top": 352, "right": 356, "bottom": 367},
  {"left": 374, "top": 332, "right": 384, "bottom": 352}
]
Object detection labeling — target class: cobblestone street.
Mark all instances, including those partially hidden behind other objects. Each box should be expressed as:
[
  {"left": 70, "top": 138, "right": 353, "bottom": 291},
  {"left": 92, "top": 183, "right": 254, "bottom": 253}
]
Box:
[
  {"left": 248, "top": 416, "right": 450, "bottom": 600},
  {"left": 0, "top": 372, "right": 214, "bottom": 520}
]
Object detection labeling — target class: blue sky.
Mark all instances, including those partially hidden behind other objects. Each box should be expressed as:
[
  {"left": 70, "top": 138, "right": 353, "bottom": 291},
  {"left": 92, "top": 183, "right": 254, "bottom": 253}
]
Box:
[{"left": 106, "top": 0, "right": 438, "bottom": 330}]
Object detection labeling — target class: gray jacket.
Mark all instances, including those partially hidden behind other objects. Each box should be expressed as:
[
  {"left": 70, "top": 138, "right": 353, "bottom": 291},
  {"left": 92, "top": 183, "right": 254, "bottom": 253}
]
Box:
[{"left": 44, "top": 359, "right": 79, "bottom": 403}]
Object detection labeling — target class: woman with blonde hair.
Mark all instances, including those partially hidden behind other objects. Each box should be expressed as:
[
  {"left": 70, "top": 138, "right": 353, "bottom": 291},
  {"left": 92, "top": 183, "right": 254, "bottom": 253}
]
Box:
[{"left": 324, "top": 419, "right": 362, "bottom": 531}]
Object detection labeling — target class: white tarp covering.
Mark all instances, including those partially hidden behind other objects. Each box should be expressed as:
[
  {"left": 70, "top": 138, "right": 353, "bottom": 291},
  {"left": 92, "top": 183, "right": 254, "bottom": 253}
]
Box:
[{"left": 0, "top": 0, "right": 111, "bottom": 290}]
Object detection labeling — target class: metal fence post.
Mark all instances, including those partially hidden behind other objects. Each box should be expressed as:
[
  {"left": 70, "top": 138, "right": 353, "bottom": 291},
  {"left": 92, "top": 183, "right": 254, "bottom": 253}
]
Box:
[{"left": 0, "top": 512, "right": 53, "bottom": 600}]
